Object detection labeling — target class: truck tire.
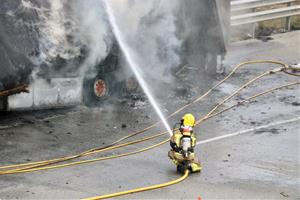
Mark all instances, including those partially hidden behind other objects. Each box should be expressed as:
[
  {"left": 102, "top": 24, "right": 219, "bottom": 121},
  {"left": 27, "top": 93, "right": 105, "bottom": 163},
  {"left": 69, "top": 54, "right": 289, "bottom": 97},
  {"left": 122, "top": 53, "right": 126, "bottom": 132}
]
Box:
[{"left": 83, "top": 73, "right": 115, "bottom": 107}]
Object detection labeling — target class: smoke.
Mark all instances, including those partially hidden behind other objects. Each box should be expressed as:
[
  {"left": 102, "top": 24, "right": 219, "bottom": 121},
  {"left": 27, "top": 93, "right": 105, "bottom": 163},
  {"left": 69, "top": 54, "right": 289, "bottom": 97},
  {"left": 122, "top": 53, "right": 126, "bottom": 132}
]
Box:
[
  {"left": 39, "top": 0, "right": 80, "bottom": 62},
  {"left": 30, "top": 0, "right": 183, "bottom": 99},
  {"left": 2, "top": 0, "right": 229, "bottom": 82},
  {"left": 34, "top": 0, "right": 112, "bottom": 77},
  {"left": 108, "top": 0, "right": 182, "bottom": 82},
  {"left": 22, "top": 0, "right": 182, "bottom": 82},
  {"left": 3, "top": 0, "right": 229, "bottom": 109}
]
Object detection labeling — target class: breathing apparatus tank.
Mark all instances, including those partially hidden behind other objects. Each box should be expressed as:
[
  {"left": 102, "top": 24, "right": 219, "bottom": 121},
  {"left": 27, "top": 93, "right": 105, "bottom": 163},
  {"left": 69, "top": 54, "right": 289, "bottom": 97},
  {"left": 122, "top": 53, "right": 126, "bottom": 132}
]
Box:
[{"left": 181, "top": 137, "right": 192, "bottom": 158}]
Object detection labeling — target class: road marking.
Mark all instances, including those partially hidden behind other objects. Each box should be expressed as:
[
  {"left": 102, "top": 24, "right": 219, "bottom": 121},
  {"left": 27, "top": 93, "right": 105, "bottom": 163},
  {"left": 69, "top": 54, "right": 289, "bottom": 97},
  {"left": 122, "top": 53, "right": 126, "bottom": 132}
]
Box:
[{"left": 197, "top": 117, "right": 300, "bottom": 145}]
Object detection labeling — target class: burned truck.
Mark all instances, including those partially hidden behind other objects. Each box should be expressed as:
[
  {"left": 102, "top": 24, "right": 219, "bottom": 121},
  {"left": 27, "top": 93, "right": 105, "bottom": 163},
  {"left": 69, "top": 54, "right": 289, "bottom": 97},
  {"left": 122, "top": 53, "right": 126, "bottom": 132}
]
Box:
[{"left": 0, "top": 0, "right": 230, "bottom": 111}]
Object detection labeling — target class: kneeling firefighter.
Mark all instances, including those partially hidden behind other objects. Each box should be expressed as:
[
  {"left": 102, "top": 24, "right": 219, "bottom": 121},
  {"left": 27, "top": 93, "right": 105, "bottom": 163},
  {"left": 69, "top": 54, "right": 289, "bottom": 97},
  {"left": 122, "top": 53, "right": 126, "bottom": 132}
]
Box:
[{"left": 168, "top": 113, "right": 202, "bottom": 173}]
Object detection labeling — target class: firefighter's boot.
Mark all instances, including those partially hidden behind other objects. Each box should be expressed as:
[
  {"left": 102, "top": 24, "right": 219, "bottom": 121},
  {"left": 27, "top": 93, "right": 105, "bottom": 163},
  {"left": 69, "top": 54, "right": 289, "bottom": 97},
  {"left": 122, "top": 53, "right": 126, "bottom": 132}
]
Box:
[{"left": 190, "top": 161, "right": 202, "bottom": 173}]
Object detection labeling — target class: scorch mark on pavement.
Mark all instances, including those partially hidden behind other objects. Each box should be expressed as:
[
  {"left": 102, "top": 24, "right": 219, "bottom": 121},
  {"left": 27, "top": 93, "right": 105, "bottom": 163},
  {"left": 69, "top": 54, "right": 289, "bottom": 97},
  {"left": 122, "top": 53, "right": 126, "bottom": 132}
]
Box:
[{"left": 197, "top": 117, "right": 300, "bottom": 145}]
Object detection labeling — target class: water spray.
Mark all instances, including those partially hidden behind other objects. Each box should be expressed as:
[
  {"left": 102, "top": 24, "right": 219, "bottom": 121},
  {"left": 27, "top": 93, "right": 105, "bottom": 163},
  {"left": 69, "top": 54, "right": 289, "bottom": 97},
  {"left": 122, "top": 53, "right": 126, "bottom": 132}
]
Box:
[{"left": 103, "top": 1, "right": 173, "bottom": 136}]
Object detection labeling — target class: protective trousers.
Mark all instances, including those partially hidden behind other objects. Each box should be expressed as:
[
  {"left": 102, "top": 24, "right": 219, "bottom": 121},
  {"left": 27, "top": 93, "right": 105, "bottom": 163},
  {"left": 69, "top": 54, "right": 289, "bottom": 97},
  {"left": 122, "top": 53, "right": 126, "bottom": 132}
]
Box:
[{"left": 168, "top": 149, "right": 202, "bottom": 173}]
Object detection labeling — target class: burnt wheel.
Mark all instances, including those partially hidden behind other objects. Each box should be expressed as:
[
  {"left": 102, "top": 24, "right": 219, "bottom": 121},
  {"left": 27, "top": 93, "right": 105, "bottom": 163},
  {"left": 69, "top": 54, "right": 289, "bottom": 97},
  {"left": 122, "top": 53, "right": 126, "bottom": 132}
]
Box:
[
  {"left": 94, "top": 79, "right": 108, "bottom": 98},
  {"left": 83, "top": 73, "right": 115, "bottom": 107}
]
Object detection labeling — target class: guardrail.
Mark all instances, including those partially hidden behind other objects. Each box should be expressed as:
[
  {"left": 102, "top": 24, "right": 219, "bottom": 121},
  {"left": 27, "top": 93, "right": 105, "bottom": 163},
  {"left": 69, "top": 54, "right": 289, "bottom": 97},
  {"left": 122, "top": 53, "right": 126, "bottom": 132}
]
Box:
[{"left": 231, "top": 0, "right": 300, "bottom": 28}]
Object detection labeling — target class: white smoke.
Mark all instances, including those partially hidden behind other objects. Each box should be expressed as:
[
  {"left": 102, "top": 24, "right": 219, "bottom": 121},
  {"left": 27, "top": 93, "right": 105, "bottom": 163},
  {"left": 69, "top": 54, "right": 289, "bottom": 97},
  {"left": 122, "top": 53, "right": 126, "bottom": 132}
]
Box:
[
  {"left": 16, "top": 0, "right": 182, "bottom": 82},
  {"left": 109, "top": 0, "right": 182, "bottom": 80},
  {"left": 38, "top": 0, "right": 111, "bottom": 73},
  {"left": 71, "top": 0, "right": 112, "bottom": 76},
  {"left": 39, "top": 0, "right": 80, "bottom": 62}
]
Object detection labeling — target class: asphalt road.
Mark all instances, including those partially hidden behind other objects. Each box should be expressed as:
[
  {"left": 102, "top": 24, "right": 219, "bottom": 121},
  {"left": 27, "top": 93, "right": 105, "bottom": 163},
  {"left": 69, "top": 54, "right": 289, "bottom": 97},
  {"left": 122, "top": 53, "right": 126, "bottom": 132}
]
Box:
[{"left": 0, "top": 31, "right": 299, "bottom": 199}]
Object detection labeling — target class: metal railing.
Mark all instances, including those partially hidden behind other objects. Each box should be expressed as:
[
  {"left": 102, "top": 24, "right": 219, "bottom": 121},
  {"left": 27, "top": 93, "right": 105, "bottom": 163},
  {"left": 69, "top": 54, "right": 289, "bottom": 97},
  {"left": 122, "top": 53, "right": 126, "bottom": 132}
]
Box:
[{"left": 231, "top": 0, "right": 300, "bottom": 28}]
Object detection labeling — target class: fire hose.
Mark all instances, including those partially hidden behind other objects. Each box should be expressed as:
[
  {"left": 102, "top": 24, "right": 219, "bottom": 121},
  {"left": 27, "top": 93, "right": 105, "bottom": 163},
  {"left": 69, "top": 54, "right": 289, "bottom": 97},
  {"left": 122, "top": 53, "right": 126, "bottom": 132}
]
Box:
[
  {"left": 0, "top": 60, "right": 294, "bottom": 173},
  {"left": 0, "top": 60, "right": 299, "bottom": 199},
  {"left": 0, "top": 60, "right": 297, "bottom": 174},
  {"left": 0, "top": 61, "right": 298, "bottom": 175},
  {"left": 83, "top": 170, "right": 190, "bottom": 200},
  {"left": 83, "top": 66, "right": 300, "bottom": 200}
]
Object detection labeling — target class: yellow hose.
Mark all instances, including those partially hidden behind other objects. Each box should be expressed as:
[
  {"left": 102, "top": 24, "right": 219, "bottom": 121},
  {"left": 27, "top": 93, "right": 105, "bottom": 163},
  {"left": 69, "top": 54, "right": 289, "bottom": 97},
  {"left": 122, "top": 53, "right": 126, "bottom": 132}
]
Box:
[
  {"left": 81, "top": 75, "right": 299, "bottom": 200},
  {"left": 1, "top": 66, "right": 298, "bottom": 175},
  {"left": 207, "top": 81, "right": 300, "bottom": 119},
  {"left": 79, "top": 61, "right": 298, "bottom": 200},
  {"left": 0, "top": 60, "right": 299, "bottom": 199},
  {"left": 0, "top": 139, "right": 170, "bottom": 175},
  {"left": 83, "top": 170, "right": 189, "bottom": 200},
  {"left": 0, "top": 132, "right": 167, "bottom": 173},
  {"left": 0, "top": 60, "right": 297, "bottom": 175},
  {"left": 283, "top": 68, "right": 300, "bottom": 77},
  {"left": 196, "top": 67, "right": 283, "bottom": 125},
  {"left": 0, "top": 61, "right": 296, "bottom": 174}
]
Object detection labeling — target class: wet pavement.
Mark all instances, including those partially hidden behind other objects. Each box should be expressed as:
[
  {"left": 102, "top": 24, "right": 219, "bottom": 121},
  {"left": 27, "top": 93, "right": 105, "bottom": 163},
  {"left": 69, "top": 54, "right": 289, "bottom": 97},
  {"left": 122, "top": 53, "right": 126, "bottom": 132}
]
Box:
[{"left": 0, "top": 31, "right": 299, "bottom": 199}]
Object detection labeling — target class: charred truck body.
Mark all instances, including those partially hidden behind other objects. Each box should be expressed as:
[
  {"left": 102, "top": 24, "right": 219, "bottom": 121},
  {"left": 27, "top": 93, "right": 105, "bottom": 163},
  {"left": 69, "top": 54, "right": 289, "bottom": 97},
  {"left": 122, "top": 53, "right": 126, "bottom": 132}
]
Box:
[{"left": 0, "top": 0, "right": 230, "bottom": 111}]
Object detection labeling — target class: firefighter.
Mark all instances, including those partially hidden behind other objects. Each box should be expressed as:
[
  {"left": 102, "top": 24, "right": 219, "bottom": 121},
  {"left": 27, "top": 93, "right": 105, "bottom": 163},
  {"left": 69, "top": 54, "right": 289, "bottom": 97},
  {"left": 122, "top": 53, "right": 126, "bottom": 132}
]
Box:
[{"left": 168, "top": 113, "right": 202, "bottom": 173}]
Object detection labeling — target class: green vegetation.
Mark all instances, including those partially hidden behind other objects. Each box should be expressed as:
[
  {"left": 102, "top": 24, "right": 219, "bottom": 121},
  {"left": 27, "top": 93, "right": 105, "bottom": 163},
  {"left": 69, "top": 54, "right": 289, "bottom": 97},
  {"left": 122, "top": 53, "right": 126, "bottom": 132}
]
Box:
[{"left": 256, "top": 3, "right": 300, "bottom": 36}]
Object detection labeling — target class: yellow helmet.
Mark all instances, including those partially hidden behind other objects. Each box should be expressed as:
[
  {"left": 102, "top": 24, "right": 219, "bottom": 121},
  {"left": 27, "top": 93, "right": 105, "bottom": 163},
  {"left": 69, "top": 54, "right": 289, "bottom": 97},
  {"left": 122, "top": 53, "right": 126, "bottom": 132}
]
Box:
[{"left": 182, "top": 113, "right": 195, "bottom": 127}]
